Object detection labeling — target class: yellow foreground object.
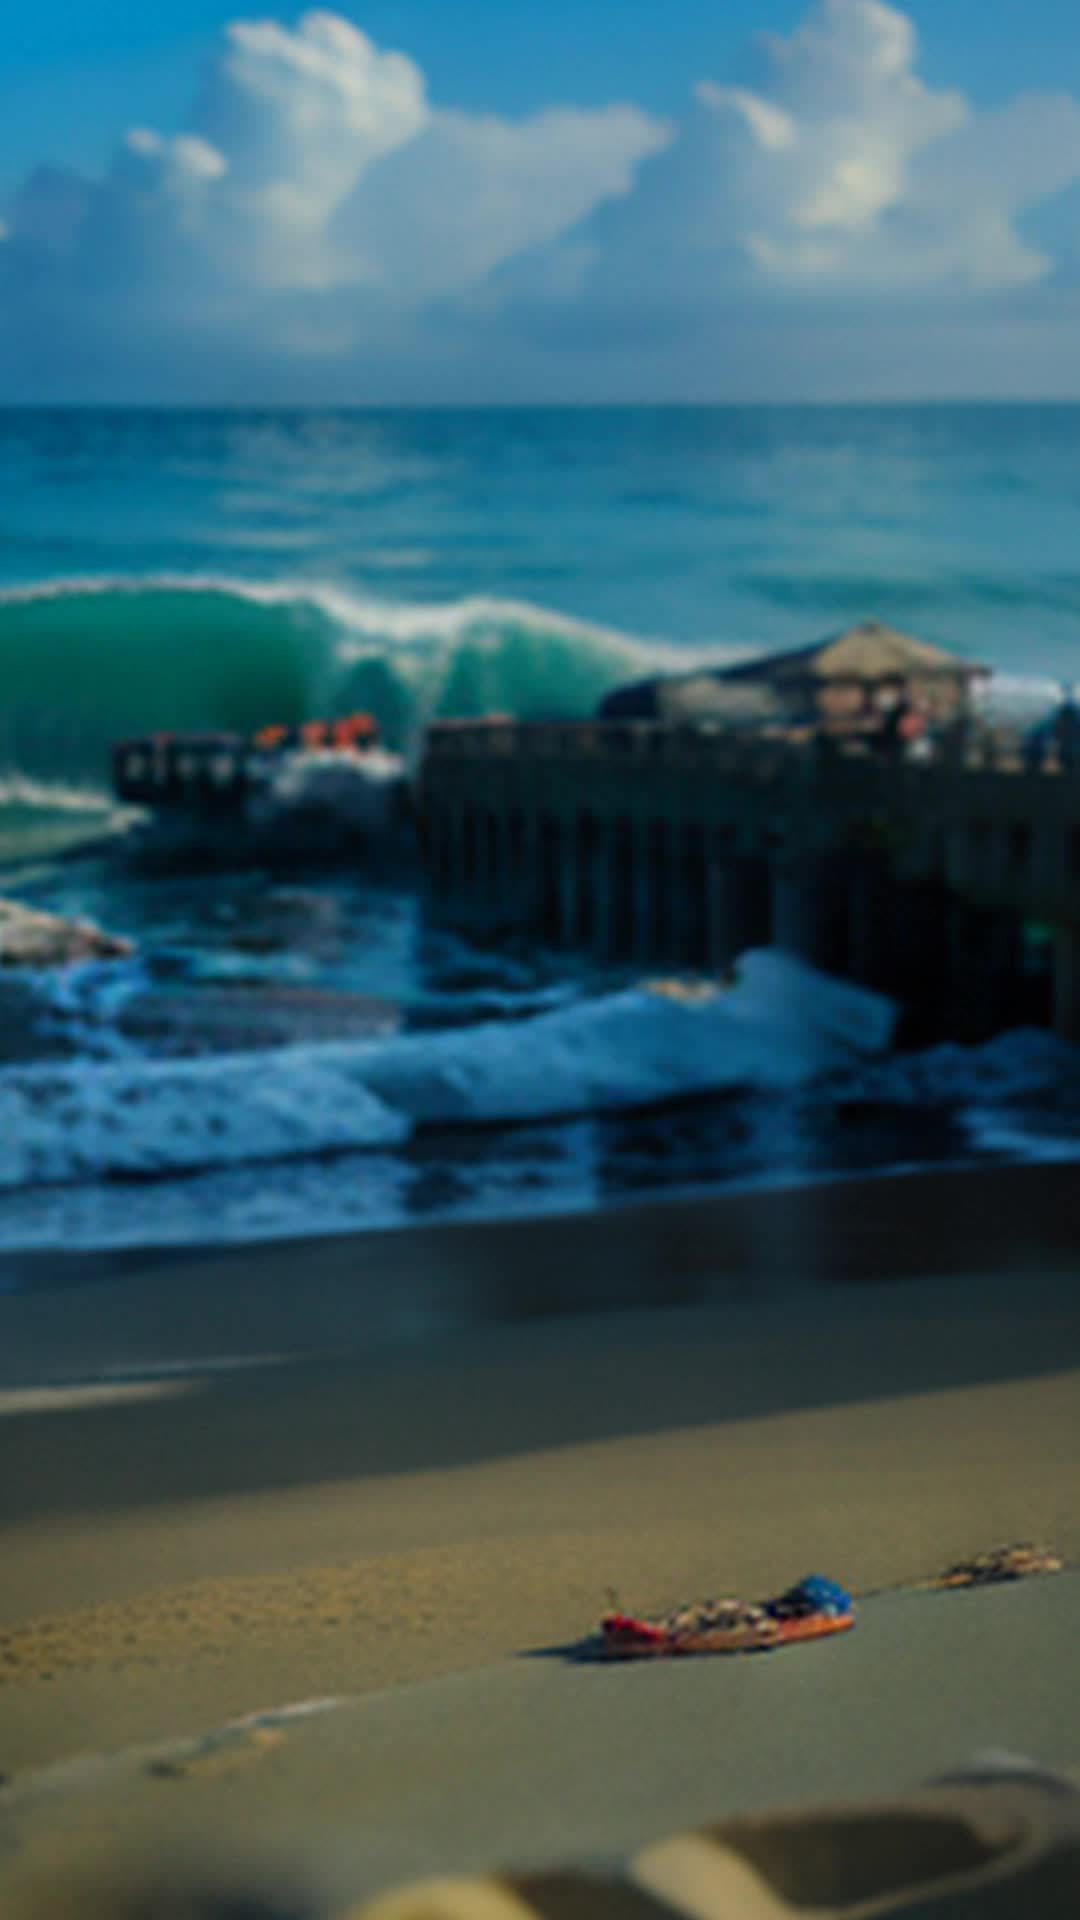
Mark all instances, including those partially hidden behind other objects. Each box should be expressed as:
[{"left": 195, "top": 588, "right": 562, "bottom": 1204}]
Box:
[
  {"left": 354, "top": 1877, "right": 542, "bottom": 1920},
  {"left": 352, "top": 1874, "right": 669, "bottom": 1920},
  {"left": 341, "top": 1775, "right": 1080, "bottom": 1920},
  {"left": 632, "top": 1777, "right": 1080, "bottom": 1919}
]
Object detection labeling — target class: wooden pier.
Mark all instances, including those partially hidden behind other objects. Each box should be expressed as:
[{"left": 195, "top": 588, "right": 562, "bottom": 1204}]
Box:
[{"left": 417, "top": 721, "right": 1080, "bottom": 1042}]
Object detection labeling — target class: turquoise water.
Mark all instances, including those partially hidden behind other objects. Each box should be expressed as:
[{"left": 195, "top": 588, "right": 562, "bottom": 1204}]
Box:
[
  {"left": 2, "top": 405, "right": 1080, "bottom": 790},
  {"left": 1, "top": 405, "right": 1078, "bottom": 1255}
]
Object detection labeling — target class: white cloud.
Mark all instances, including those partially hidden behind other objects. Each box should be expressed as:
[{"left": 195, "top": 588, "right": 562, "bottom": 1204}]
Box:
[
  {"left": 193, "top": 11, "right": 429, "bottom": 288},
  {"left": 102, "top": 12, "right": 433, "bottom": 296},
  {"left": 332, "top": 104, "right": 668, "bottom": 301},
  {"left": 203, "top": 11, "right": 428, "bottom": 198},
  {"left": 739, "top": 0, "right": 966, "bottom": 245},
  {"left": 1, "top": 8, "right": 663, "bottom": 351},
  {"left": 2, "top": 0, "right": 1080, "bottom": 399},
  {"left": 509, "top": 0, "right": 1080, "bottom": 310}
]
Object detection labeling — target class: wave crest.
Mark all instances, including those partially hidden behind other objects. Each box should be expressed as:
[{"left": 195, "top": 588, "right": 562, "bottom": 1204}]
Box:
[
  {"left": 2, "top": 570, "right": 1063, "bottom": 811},
  {"left": 0, "top": 573, "right": 672, "bottom": 796}
]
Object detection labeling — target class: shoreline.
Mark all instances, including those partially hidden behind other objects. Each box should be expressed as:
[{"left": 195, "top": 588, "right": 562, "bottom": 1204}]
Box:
[
  {"left": 0, "top": 1103, "right": 1056, "bottom": 1258},
  {"left": 1, "top": 1157, "right": 1078, "bottom": 1389}
]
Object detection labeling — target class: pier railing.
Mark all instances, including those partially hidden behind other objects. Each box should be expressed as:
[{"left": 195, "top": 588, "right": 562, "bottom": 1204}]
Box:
[{"left": 422, "top": 717, "right": 1073, "bottom": 780}]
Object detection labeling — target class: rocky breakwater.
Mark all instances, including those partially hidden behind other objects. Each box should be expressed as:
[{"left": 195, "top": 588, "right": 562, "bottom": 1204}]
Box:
[
  {"left": 0, "top": 898, "right": 133, "bottom": 969},
  {"left": 0, "top": 897, "right": 133, "bottom": 1063}
]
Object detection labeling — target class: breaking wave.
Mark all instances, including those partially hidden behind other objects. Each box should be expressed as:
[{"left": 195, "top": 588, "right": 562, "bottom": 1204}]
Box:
[
  {"left": 0, "top": 572, "right": 1066, "bottom": 814},
  {"left": 0, "top": 953, "right": 894, "bottom": 1193},
  {"left": 1, "top": 954, "right": 1077, "bottom": 1251},
  {"left": 0, "top": 574, "right": 677, "bottom": 800}
]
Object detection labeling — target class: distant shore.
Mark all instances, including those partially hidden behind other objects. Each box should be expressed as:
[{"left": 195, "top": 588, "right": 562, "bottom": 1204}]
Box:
[{"left": 1, "top": 1160, "right": 1078, "bottom": 1911}]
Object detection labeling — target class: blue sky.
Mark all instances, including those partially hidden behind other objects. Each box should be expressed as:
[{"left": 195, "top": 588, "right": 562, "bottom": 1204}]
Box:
[
  {"left": 2, "top": 0, "right": 1079, "bottom": 401},
  {"left": 3, "top": 1, "right": 1074, "bottom": 189}
]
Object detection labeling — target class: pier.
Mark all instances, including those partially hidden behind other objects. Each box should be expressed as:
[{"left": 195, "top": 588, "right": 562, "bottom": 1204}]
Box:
[{"left": 417, "top": 721, "right": 1080, "bottom": 1042}]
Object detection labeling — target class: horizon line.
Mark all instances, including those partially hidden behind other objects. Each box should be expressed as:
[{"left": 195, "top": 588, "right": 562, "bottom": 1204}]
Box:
[{"left": 3, "top": 396, "right": 1080, "bottom": 414}]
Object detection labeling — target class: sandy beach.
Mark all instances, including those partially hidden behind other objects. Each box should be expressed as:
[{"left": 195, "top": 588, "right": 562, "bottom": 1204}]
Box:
[{"left": 1, "top": 1164, "right": 1079, "bottom": 1914}]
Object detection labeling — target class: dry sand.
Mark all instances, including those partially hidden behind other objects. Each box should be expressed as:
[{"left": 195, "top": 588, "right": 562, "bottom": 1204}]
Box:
[{"left": 0, "top": 1166, "right": 1078, "bottom": 1912}]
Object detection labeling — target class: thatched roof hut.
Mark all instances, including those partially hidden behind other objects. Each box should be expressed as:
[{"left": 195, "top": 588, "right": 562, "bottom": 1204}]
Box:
[
  {"left": 718, "top": 620, "right": 986, "bottom": 690},
  {"left": 598, "top": 621, "right": 988, "bottom": 735}
]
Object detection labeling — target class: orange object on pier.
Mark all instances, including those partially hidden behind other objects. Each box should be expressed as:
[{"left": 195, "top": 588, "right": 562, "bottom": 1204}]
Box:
[{"left": 332, "top": 712, "right": 379, "bottom": 749}]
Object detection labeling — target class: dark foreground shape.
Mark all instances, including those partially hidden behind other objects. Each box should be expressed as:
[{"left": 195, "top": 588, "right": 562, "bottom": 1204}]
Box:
[{"left": 59, "top": 1767, "right": 1077, "bottom": 1919}]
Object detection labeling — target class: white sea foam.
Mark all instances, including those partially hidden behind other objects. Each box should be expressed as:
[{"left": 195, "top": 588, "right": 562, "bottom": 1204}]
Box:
[
  {"left": 356, "top": 951, "right": 896, "bottom": 1126},
  {"left": 832, "top": 1026, "right": 1080, "bottom": 1107},
  {"left": 0, "top": 569, "right": 716, "bottom": 736},
  {"left": 0, "top": 1043, "right": 409, "bottom": 1191},
  {"left": 247, "top": 746, "right": 406, "bottom": 839},
  {"left": 1, "top": 988, "right": 1077, "bottom": 1254},
  {"left": 20, "top": 955, "right": 151, "bottom": 1059},
  {"left": 0, "top": 951, "right": 894, "bottom": 1194},
  {"left": 0, "top": 1132, "right": 600, "bottom": 1254},
  {"left": 5, "top": 948, "right": 1075, "bottom": 1226},
  {"left": 0, "top": 774, "right": 120, "bottom": 813},
  {"left": 0, "top": 573, "right": 1064, "bottom": 694},
  {"left": 0, "top": 570, "right": 668, "bottom": 656},
  {"left": 961, "top": 1111, "right": 1080, "bottom": 1164}
]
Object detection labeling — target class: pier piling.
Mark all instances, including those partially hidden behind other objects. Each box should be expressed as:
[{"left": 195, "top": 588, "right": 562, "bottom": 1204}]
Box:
[{"left": 418, "top": 721, "right": 1080, "bottom": 1042}]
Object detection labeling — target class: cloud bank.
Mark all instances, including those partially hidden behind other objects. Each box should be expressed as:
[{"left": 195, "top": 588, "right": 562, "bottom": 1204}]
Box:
[{"left": 3, "top": 0, "right": 1080, "bottom": 400}]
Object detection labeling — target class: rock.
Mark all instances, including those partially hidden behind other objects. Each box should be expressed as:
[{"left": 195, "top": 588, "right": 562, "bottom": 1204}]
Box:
[{"left": 0, "top": 897, "right": 133, "bottom": 969}]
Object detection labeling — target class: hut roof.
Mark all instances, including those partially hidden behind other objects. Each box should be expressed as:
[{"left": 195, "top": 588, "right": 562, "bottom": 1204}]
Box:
[
  {"left": 596, "top": 621, "right": 987, "bottom": 725},
  {"left": 718, "top": 620, "right": 987, "bottom": 687}
]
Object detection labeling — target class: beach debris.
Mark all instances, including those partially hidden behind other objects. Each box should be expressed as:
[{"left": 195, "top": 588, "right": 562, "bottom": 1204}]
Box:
[
  {"left": 140, "top": 1699, "right": 343, "bottom": 1784},
  {"left": 145, "top": 1724, "right": 286, "bottom": 1782},
  {"left": 586, "top": 1542, "right": 1064, "bottom": 1662},
  {"left": 574, "top": 1545, "right": 1067, "bottom": 1664},
  {"left": 644, "top": 977, "right": 724, "bottom": 1005},
  {"left": 594, "top": 1574, "right": 855, "bottom": 1658},
  {"left": 929, "top": 1543, "right": 1064, "bottom": 1590}
]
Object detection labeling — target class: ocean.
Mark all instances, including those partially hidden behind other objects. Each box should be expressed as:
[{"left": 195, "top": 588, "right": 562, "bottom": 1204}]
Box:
[{"left": 2, "top": 403, "right": 1079, "bottom": 1260}]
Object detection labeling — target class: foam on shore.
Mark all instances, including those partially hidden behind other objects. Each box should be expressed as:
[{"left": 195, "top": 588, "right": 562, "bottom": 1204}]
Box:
[{"left": 0, "top": 952, "right": 894, "bottom": 1195}]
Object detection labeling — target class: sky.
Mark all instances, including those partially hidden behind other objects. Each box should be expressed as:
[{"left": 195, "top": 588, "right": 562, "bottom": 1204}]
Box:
[{"left": 2, "top": 0, "right": 1079, "bottom": 402}]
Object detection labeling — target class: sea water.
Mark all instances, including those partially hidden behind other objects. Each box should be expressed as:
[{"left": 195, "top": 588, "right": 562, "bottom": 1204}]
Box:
[{"left": 1, "top": 404, "right": 1079, "bottom": 1258}]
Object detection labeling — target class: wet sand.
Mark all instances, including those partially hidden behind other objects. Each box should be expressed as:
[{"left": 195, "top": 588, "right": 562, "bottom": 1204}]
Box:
[
  {"left": 3, "top": 1159, "right": 1080, "bottom": 1386},
  {"left": 1, "top": 1165, "right": 1078, "bottom": 1910}
]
